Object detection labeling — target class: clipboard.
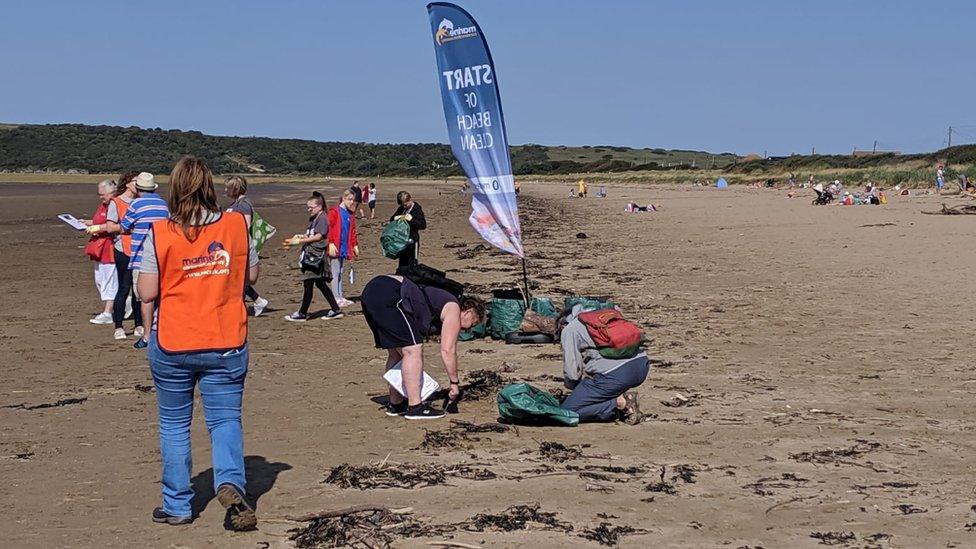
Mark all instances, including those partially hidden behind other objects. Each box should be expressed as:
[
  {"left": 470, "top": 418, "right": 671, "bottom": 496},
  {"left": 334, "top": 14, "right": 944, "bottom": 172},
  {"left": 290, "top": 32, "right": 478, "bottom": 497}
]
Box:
[{"left": 58, "top": 213, "right": 87, "bottom": 231}]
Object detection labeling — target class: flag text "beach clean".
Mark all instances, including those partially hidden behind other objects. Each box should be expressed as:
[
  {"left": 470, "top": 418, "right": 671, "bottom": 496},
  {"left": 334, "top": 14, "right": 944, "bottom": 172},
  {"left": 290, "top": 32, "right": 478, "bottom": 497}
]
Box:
[{"left": 442, "top": 65, "right": 493, "bottom": 90}]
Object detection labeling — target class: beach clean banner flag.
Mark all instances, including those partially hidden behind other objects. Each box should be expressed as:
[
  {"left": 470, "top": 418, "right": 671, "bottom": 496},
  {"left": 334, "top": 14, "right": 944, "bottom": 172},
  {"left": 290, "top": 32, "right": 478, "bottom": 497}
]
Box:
[{"left": 427, "top": 2, "right": 524, "bottom": 257}]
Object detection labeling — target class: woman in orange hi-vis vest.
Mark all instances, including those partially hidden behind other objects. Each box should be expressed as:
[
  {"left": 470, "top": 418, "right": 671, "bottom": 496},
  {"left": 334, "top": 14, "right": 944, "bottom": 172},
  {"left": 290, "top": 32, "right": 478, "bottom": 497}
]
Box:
[{"left": 136, "top": 157, "right": 259, "bottom": 530}]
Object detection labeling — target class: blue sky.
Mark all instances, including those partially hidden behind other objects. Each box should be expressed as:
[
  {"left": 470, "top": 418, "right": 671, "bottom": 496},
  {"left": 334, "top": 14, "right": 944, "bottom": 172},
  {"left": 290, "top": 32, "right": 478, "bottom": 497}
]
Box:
[{"left": 1, "top": 0, "right": 973, "bottom": 155}]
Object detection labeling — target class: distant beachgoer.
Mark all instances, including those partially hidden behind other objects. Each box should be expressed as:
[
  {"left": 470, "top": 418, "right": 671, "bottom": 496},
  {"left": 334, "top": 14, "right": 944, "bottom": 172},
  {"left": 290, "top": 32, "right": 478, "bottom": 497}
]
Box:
[
  {"left": 224, "top": 175, "right": 269, "bottom": 317},
  {"left": 368, "top": 183, "right": 377, "bottom": 218},
  {"left": 514, "top": 180, "right": 521, "bottom": 196},
  {"left": 556, "top": 305, "right": 647, "bottom": 423},
  {"left": 360, "top": 274, "right": 486, "bottom": 419},
  {"left": 789, "top": 172, "right": 796, "bottom": 187},
  {"left": 357, "top": 181, "right": 370, "bottom": 219},
  {"left": 807, "top": 174, "right": 815, "bottom": 188},
  {"left": 93, "top": 172, "right": 141, "bottom": 340},
  {"left": 82, "top": 179, "right": 119, "bottom": 325},
  {"left": 137, "top": 155, "right": 258, "bottom": 530},
  {"left": 284, "top": 191, "right": 342, "bottom": 322},
  {"left": 349, "top": 181, "right": 364, "bottom": 216},
  {"left": 390, "top": 191, "right": 426, "bottom": 268},
  {"left": 327, "top": 189, "right": 359, "bottom": 307},
  {"left": 936, "top": 165, "right": 945, "bottom": 192},
  {"left": 117, "top": 172, "right": 170, "bottom": 349},
  {"left": 959, "top": 174, "right": 971, "bottom": 193},
  {"left": 578, "top": 179, "right": 586, "bottom": 198},
  {"left": 569, "top": 187, "right": 575, "bottom": 198},
  {"left": 596, "top": 186, "right": 607, "bottom": 198}
]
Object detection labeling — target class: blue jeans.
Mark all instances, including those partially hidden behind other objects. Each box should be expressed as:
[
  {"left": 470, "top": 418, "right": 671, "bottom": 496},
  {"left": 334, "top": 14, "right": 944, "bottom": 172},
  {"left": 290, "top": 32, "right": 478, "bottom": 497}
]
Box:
[
  {"left": 148, "top": 332, "right": 248, "bottom": 517},
  {"left": 330, "top": 257, "right": 345, "bottom": 299},
  {"left": 561, "top": 357, "right": 649, "bottom": 422}
]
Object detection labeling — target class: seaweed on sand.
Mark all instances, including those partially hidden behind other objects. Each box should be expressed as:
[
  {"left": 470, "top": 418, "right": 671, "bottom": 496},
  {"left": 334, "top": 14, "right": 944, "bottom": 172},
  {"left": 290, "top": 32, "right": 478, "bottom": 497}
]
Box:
[
  {"left": 324, "top": 462, "right": 496, "bottom": 490},
  {"left": 460, "top": 504, "right": 573, "bottom": 533},
  {"left": 538, "top": 441, "right": 583, "bottom": 462},
  {"left": 290, "top": 506, "right": 454, "bottom": 549},
  {"left": 580, "top": 522, "right": 649, "bottom": 546}
]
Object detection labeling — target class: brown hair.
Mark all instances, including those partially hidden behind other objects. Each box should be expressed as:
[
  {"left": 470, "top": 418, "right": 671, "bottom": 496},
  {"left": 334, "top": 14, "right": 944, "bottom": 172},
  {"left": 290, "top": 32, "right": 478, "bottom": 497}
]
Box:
[
  {"left": 167, "top": 156, "right": 218, "bottom": 241},
  {"left": 396, "top": 190, "right": 411, "bottom": 205},
  {"left": 460, "top": 295, "right": 487, "bottom": 325},
  {"left": 342, "top": 188, "right": 356, "bottom": 200},
  {"left": 116, "top": 171, "right": 139, "bottom": 196},
  {"left": 224, "top": 175, "right": 248, "bottom": 198},
  {"left": 309, "top": 190, "right": 325, "bottom": 209}
]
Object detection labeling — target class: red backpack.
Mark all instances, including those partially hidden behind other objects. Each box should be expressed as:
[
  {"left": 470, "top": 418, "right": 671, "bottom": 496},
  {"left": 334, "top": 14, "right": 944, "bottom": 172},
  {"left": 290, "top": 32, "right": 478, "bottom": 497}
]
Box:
[{"left": 577, "top": 309, "right": 645, "bottom": 359}]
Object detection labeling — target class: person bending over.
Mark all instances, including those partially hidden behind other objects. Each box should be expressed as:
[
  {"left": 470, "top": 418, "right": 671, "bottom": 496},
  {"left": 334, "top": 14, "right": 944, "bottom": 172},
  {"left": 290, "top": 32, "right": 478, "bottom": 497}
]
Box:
[
  {"left": 557, "top": 305, "right": 648, "bottom": 424},
  {"left": 360, "top": 274, "right": 485, "bottom": 419}
]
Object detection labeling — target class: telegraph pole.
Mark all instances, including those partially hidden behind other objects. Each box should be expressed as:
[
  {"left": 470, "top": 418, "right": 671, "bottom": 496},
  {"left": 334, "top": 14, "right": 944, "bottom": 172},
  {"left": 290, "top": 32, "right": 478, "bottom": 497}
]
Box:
[
  {"left": 948, "top": 126, "right": 953, "bottom": 148},
  {"left": 872, "top": 140, "right": 877, "bottom": 154}
]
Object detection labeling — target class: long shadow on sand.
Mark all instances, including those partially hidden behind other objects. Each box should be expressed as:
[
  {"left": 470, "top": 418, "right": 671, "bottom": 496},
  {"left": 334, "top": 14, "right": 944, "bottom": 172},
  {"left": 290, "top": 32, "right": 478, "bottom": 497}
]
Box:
[{"left": 189, "top": 455, "right": 292, "bottom": 518}]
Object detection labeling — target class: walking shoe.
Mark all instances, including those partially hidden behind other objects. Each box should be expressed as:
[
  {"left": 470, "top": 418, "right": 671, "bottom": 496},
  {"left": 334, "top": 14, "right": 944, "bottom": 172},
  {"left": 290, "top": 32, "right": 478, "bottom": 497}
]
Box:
[
  {"left": 284, "top": 312, "right": 308, "bottom": 322},
  {"left": 89, "top": 312, "right": 113, "bottom": 324},
  {"left": 133, "top": 326, "right": 145, "bottom": 339},
  {"left": 216, "top": 483, "right": 257, "bottom": 531},
  {"left": 337, "top": 298, "right": 354, "bottom": 308},
  {"left": 321, "top": 309, "right": 344, "bottom": 320},
  {"left": 151, "top": 507, "right": 192, "bottom": 526},
  {"left": 620, "top": 391, "right": 642, "bottom": 425},
  {"left": 133, "top": 338, "right": 148, "bottom": 350},
  {"left": 252, "top": 297, "right": 268, "bottom": 317},
  {"left": 114, "top": 328, "right": 127, "bottom": 340},
  {"left": 404, "top": 404, "right": 445, "bottom": 420},
  {"left": 384, "top": 400, "right": 407, "bottom": 417}
]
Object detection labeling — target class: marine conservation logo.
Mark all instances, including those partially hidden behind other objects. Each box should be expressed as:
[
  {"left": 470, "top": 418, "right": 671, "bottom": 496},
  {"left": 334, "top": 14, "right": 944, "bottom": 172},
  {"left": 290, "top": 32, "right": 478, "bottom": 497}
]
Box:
[{"left": 435, "top": 18, "right": 477, "bottom": 45}]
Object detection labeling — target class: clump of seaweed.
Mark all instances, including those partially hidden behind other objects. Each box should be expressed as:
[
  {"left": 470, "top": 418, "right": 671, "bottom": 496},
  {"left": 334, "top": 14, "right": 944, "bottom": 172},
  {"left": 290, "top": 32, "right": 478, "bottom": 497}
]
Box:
[
  {"left": 538, "top": 441, "right": 583, "bottom": 462},
  {"left": 790, "top": 440, "right": 881, "bottom": 465},
  {"left": 460, "top": 504, "right": 573, "bottom": 533},
  {"left": 580, "top": 522, "right": 649, "bottom": 546},
  {"left": 290, "top": 506, "right": 453, "bottom": 548},
  {"left": 324, "top": 462, "right": 495, "bottom": 490}
]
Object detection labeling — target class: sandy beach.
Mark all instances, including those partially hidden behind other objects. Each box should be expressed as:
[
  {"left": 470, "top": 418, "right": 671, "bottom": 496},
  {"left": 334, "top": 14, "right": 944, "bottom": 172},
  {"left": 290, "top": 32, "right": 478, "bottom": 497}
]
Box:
[{"left": 2, "top": 179, "right": 975, "bottom": 548}]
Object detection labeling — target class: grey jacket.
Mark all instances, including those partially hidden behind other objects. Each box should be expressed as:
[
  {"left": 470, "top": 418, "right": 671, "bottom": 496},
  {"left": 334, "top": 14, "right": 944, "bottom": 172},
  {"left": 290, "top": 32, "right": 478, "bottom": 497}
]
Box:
[{"left": 560, "top": 305, "right": 647, "bottom": 389}]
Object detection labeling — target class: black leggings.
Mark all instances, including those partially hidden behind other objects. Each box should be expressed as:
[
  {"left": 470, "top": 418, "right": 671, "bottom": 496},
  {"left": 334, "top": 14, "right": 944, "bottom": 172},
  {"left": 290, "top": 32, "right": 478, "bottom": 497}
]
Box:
[
  {"left": 244, "top": 285, "right": 259, "bottom": 300},
  {"left": 112, "top": 248, "right": 142, "bottom": 329},
  {"left": 397, "top": 242, "right": 419, "bottom": 269},
  {"left": 300, "top": 277, "right": 339, "bottom": 314}
]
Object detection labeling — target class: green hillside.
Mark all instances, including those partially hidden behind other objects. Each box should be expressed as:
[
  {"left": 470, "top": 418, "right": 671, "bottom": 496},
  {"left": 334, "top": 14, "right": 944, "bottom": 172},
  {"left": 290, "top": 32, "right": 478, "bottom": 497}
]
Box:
[{"left": 0, "top": 123, "right": 736, "bottom": 176}]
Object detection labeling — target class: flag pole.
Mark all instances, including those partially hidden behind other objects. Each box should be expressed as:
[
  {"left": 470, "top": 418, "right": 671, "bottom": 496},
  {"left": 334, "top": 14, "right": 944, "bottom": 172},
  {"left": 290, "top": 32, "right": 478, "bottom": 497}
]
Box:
[{"left": 521, "top": 256, "right": 531, "bottom": 306}]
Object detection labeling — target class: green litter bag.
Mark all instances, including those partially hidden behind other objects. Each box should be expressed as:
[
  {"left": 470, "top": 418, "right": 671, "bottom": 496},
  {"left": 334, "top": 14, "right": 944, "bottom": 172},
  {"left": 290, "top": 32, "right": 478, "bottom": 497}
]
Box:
[
  {"left": 489, "top": 297, "right": 526, "bottom": 339},
  {"left": 564, "top": 296, "right": 615, "bottom": 312},
  {"left": 530, "top": 297, "right": 559, "bottom": 318},
  {"left": 380, "top": 219, "right": 412, "bottom": 259},
  {"left": 497, "top": 383, "right": 579, "bottom": 426},
  {"left": 458, "top": 322, "right": 487, "bottom": 342}
]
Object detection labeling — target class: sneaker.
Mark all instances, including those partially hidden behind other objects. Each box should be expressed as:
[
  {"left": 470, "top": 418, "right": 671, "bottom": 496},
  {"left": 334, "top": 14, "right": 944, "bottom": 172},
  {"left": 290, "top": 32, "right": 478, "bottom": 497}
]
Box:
[
  {"left": 134, "top": 326, "right": 145, "bottom": 339},
  {"left": 252, "top": 297, "right": 268, "bottom": 317},
  {"left": 284, "top": 312, "right": 308, "bottom": 322},
  {"left": 337, "top": 298, "right": 354, "bottom": 308},
  {"left": 404, "top": 404, "right": 445, "bottom": 420},
  {"left": 384, "top": 401, "right": 407, "bottom": 417},
  {"left": 133, "top": 338, "right": 148, "bottom": 350},
  {"left": 152, "top": 507, "right": 192, "bottom": 526},
  {"left": 114, "top": 328, "right": 127, "bottom": 340},
  {"left": 321, "top": 310, "right": 344, "bottom": 320},
  {"left": 620, "top": 391, "right": 642, "bottom": 425},
  {"left": 89, "top": 312, "right": 113, "bottom": 325},
  {"left": 216, "top": 483, "right": 257, "bottom": 531}
]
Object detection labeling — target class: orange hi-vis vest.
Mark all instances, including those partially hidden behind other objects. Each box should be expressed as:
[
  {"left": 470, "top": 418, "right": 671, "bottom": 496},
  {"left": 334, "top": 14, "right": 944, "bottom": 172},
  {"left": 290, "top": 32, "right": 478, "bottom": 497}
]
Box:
[
  {"left": 152, "top": 212, "right": 249, "bottom": 353},
  {"left": 112, "top": 196, "right": 134, "bottom": 256}
]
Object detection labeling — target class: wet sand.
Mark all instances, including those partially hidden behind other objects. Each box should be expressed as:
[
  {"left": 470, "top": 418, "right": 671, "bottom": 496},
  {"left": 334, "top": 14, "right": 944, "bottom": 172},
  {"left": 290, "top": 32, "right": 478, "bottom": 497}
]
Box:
[{"left": 1, "top": 179, "right": 975, "bottom": 548}]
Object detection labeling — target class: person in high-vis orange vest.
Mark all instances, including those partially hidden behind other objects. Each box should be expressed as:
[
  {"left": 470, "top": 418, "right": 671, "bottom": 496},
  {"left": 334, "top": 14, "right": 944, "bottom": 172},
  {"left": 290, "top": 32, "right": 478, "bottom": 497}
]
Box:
[
  {"left": 136, "top": 157, "right": 259, "bottom": 530},
  {"left": 99, "top": 172, "right": 143, "bottom": 339}
]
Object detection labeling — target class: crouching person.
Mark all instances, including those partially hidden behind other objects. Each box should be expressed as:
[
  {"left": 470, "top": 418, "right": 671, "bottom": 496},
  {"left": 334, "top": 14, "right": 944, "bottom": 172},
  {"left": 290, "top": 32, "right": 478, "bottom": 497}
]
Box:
[
  {"left": 360, "top": 274, "right": 486, "bottom": 420},
  {"left": 558, "top": 305, "right": 648, "bottom": 424}
]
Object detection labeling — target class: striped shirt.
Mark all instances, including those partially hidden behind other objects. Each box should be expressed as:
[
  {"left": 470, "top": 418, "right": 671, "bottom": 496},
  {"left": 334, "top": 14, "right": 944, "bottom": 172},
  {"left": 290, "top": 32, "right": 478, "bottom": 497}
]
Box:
[{"left": 120, "top": 192, "right": 169, "bottom": 270}]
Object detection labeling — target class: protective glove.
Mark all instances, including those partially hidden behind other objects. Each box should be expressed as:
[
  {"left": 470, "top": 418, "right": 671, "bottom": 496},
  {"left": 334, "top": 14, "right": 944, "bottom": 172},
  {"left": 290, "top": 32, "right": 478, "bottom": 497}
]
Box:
[
  {"left": 328, "top": 243, "right": 338, "bottom": 257},
  {"left": 402, "top": 213, "right": 413, "bottom": 222},
  {"left": 353, "top": 245, "right": 359, "bottom": 258},
  {"left": 85, "top": 224, "right": 103, "bottom": 235}
]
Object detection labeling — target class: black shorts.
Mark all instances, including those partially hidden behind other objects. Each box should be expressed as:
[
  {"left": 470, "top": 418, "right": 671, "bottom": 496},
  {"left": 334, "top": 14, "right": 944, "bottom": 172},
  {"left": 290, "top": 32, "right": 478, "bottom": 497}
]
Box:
[
  {"left": 361, "top": 276, "right": 422, "bottom": 349},
  {"left": 368, "top": 200, "right": 376, "bottom": 209}
]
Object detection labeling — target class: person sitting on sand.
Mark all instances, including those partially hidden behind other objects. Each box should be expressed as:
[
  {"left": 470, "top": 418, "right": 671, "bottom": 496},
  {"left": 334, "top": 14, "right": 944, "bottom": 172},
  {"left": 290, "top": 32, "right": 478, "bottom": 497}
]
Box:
[
  {"left": 360, "top": 274, "right": 486, "bottom": 419},
  {"left": 556, "top": 305, "right": 648, "bottom": 424}
]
